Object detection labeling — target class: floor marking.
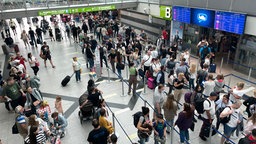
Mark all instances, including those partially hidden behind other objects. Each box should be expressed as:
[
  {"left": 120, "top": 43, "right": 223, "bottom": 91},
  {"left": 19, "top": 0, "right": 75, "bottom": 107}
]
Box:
[
  {"left": 114, "top": 107, "right": 130, "bottom": 115},
  {"left": 65, "top": 52, "right": 78, "bottom": 56},
  {"left": 103, "top": 93, "right": 117, "bottom": 99},
  {"left": 136, "top": 88, "right": 144, "bottom": 93},
  {"left": 81, "top": 72, "right": 90, "bottom": 76},
  {"left": 128, "top": 133, "right": 138, "bottom": 140},
  {"left": 95, "top": 80, "right": 106, "bottom": 85}
]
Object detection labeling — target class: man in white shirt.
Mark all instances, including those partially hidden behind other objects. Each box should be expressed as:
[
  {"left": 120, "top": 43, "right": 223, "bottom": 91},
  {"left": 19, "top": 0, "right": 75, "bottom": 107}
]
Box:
[
  {"left": 229, "top": 82, "right": 245, "bottom": 103},
  {"left": 153, "top": 84, "right": 165, "bottom": 120},
  {"left": 199, "top": 92, "right": 218, "bottom": 141},
  {"left": 141, "top": 50, "right": 152, "bottom": 75}
]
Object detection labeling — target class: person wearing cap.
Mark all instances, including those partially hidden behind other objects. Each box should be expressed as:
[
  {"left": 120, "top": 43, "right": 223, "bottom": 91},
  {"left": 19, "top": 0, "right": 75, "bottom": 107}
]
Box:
[
  {"left": 153, "top": 113, "right": 167, "bottom": 144},
  {"left": 15, "top": 105, "right": 29, "bottom": 139},
  {"left": 2, "top": 77, "right": 26, "bottom": 110},
  {"left": 199, "top": 92, "right": 218, "bottom": 141}
]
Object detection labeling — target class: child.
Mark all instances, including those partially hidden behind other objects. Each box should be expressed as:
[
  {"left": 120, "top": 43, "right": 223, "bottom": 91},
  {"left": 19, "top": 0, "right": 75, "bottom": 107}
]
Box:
[{"left": 55, "top": 96, "right": 63, "bottom": 115}]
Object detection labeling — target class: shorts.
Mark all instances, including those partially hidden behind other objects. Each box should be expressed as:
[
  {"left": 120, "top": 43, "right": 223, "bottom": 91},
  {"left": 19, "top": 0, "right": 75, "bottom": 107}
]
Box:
[
  {"left": 11, "top": 26, "right": 15, "bottom": 30},
  {"left": 45, "top": 55, "right": 51, "bottom": 60},
  {"left": 224, "top": 124, "right": 236, "bottom": 137}
]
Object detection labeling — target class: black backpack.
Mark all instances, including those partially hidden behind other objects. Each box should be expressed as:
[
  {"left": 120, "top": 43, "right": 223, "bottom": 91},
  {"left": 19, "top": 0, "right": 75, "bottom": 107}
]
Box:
[
  {"left": 195, "top": 96, "right": 211, "bottom": 114},
  {"left": 167, "top": 60, "right": 176, "bottom": 69},
  {"left": 238, "top": 135, "right": 256, "bottom": 144},
  {"left": 133, "top": 111, "right": 144, "bottom": 128},
  {"left": 219, "top": 106, "right": 232, "bottom": 124}
]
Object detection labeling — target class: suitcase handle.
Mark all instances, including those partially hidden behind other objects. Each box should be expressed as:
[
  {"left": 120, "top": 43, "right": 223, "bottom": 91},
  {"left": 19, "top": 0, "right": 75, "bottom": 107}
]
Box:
[{"left": 70, "top": 72, "right": 75, "bottom": 78}]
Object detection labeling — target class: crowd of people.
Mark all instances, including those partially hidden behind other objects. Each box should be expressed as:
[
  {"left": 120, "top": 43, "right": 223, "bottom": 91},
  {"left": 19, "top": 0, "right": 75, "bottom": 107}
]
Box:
[{"left": 1, "top": 10, "right": 256, "bottom": 144}]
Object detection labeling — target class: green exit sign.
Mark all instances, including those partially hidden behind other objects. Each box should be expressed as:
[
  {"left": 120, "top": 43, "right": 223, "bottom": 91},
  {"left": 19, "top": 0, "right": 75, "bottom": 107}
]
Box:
[{"left": 38, "top": 5, "right": 116, "bottom": 16}]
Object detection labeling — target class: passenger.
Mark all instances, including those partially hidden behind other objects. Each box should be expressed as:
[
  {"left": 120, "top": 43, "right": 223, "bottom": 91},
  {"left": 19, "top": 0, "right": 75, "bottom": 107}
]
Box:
[
  {"left": 188, "top": 63, "right": 196, "bottom": 90},
  {"left": 151, "top": 58, "right": 161, "bottom": 80},
  {"left": 244, "top": 113, "right": 256, "bottom": 135},
  {"left": 51, "top": 112, "right": 68, "bottom": 137},
  {"left": 203, "top": 74, "right": 216, "bottom": 97},
  {"left": 35, "top": 26, "right": 43, "bottom": 43},
  {"left": 196, "top": 64, "right": 209, "bottom": 86},
  {"left": 175, "top": 103, "right": 194, "bottom": 144},
  {"left": 27, "top": 53, "right": 39, "bottom": 76},
  {"left": 173, "top": 73, "right": 187, "bottom": 107},
  {"left": 116, "top": 51, "right": 123, "bottom": 78},
  {"left": 137, "top": 106, "right": 152, "bottom": 144},
  {"left": 141, "top": 50, "right": 152, "bottom": 76},
  {"left": 28, "top": 27, "right": 37, "bottom": 48},
  {"left": 175, "top": 58, "right": 187, "bottom": 76},
  {"left": 109, "top": 133, "right": 118, "bottom": 144},
  {"left": 108, "top": 48, "right": 117, "bottom": 73},
  {"left": 55, "top": 96, "right": 63, "bottom": 115},
  {"left": 229, "top": 82, "right": 245, "bottom": 103},
  {"left": 87, "top": 119, "right": 109, "bottom": 144},
  {"left": 243, "top": 90, "right": 256, "bottom": 117},
  {"left": 27, "top": 114, "right": 50, "bottom": 135},
  {"left": 153, "top": 114, "right": 166, "bottom": 144},
  {"left": 24, "top": 125, "right": 47, "bottom": 144},
  {"left": 24, "top": 74, "right": 40, "bottom": 90},
  {"left": 155, "top": 66, "right": 165, "bottom": 86},
  {"left": 128, "top": 62, "right": 138, "bottom": 96},
  {"left": 214, "top": 74, "right": 225, "bottom": 94},
  {"left": 238, "top": 128, "right": 256, "bottom": 144},
  {"left": 72, "top": 57, "right": 81, "bottom": 82},
  {"left": 25, "top": 87, "right": 43, "bottom": 114},
  {"left": 220, "top": 101, "right": 242, "bottom": 144},
  {"left": 99, "top": 108, "right": 114, "bottom": 134},
  {"left": 167, "top": 69, "right": 175, "bottom": 94},
  {"left": 15, "top": 105, "right": 28, "bottom": 139},
  {"left": 153, "top": 84, "right": 165, "bottom": 120},
  {"left": 20, "top": 30, "right": 30, "bottom": 48},
  {"left": 163, "top": 94, "right": 177, "bottom": 134},
  {"left": 40, "top": 41, "right": 55, "bottom": 68},
  {"left": 199, "top": 92, "right": 218, "bottom": 141},
  {"left": 48, "top": 27, "right": 55, "bottom": 41}
]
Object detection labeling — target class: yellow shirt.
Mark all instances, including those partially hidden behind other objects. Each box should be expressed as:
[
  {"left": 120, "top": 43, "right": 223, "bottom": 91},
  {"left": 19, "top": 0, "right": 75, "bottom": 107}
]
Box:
[{"left": 99, "top": 116, "right": 114, "bottom": 134}]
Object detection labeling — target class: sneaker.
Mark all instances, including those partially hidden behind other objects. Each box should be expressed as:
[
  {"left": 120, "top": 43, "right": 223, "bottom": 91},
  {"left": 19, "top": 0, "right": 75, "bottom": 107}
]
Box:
[
  {"left": 52, "top": 66, "right": 55, "bottom": 68},
  {"left": 166, "top": 130, "right": 170, "bottom": 134},
  {"left": 199, "top": 135, "right": 207, "bottom": 141}
]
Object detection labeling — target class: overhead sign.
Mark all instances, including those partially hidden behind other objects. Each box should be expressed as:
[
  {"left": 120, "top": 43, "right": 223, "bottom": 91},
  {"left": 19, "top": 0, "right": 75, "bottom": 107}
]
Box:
[
  {"left": 191, "top": 8, "right": 215, "bottom": 28},
  {"left": 172, "top": 6, "right": 191, "bottom": 24},
  {"left": 160, "top": 6, "right": 172, "bottom": 20},
  {"left": 38, "top": 5, "right": 116, "bottom": 16}
]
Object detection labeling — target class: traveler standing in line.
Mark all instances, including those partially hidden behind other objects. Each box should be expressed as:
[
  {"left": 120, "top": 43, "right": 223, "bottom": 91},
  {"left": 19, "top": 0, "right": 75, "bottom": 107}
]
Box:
[
  {"left": 155, "top": 66, "right": 165, "bottom": 86},
  {"left": 153, "top": 113, "right": 167, "bottom": 144},
  {"left": 197, "top": 64, "right": 209, "bottom": 86},
  {"left": 128, "top": 62, "right": 137, "bottom": 96},
  {"left": 72, "top": 57, "right": 81, "bottom": 82},
  {"left": 15, "top": 105, "right": 28, "bottom": 139},
  {"left": 163, "top": 94, "right": 177, "bottom": 134},
  {"left": 153, "top": 84, "right": 165, "bottom": 120},
  {"left": 99, "top": 44, "right": 108, "bottom": 70},
  {"left": 141, "top": 50, "right": 152, "bottom": 76},
  {"left": 244, "top": 113, "right": 256, "bottom": 135},
  {"left": 71, "top": 23, "right": 78, "bottom": 42},
  {"left": 35, "top": 26, "right": 43, "bottom": 43},
  {"left": 116, "top": 51, "right": 123, "bottom": 78},
  {"left": 229, "top": 82, "right": 245, "bottom": 103},
  {"left": 9, "top": 19, "right": 17, "bottom": 35},
  {"left": 21, "top": 30, "right": 30, "bottom": 48},
  {"left": 220, "top": 101, "right": 242, "bottom": 144},
  {"left": 28, "top": 27, "right": 37, "bottom": 48},
  {"left": 188, "top": 64, "right": 196, "bottom": 90},
  {"left": 214, "top": 74, "right": 225, "bottom": 95},
  {"left": 175, "top": 103, "right": 194, "bottom": 144},
  {"left": 27, "top": 53, "right": 39, "bottom": 76},
  {"left": 108, "top": 48, "right": 117, "bottom": 73},
  {"left": 173, "top": 73, "right": 187, "bottom": 107},
  {"left": 86, "top": 45, "right": 95, "bottom": 72},
  {"left": 199, "top": 92, "right": 218, "bottom": 141},
  {"left": 203, "top": 74, "right": 216, "bottom": 97},
  {"left": 167, "top": 69, "right": 175, "bottom": 94},
  {"left": 40, "top": 42, "right": 55, "bottom": 68},
  {"left": 87, "top": 119, "right": 109, "bottom": 144},
  {"left": 243, "top": 90, "right": 256, "bottom": 117},
  {"left": 137, "top": 107, "right": 153, "bottom": 144},
  {"left": 48, "top": 27, "right": 55, "bottom": 41}
]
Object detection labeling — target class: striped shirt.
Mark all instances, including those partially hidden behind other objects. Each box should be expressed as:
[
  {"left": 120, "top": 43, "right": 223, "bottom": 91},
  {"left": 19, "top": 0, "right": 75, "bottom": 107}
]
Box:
[{"left": 25, "top": 131, "right": 46, "bottom": 144}]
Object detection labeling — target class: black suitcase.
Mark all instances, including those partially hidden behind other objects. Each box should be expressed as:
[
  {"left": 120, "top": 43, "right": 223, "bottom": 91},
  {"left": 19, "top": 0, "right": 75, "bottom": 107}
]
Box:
[
  {"left": 209, "top": 64, "right": 216, "bottom": 73},
  {"left": 61, "top": 73, "right": 74, "bottom": 86},
  {"left": 138, "top": 68, "right": 144, "bottom": 78}
]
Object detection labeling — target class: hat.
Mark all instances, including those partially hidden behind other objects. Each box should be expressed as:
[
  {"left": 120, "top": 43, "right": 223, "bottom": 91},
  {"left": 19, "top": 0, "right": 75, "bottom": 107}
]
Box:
[
  {"left": 210, "top": 92, "right": 218, "bottom": 97},
  {"left": 15, "top": 105, "right": 23, "bottom": 113}
]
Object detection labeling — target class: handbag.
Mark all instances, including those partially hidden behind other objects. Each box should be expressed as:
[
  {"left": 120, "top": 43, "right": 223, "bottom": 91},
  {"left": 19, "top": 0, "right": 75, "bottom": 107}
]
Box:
[
  {"left": 35, "top": 61, "right": 40, "bottom": 67},
  {"left": 12, "top": 123, "right": 19, "bottom": 134},
  {"left": 40, "top": 53, "right": 46, "bottom": 59}
]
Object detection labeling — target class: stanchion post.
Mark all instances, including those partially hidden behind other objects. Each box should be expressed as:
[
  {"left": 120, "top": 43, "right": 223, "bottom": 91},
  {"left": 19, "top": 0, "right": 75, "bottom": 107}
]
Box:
[
  {"left": 107, "top": 68, "right": 110, "bottom": 83},
  {"left": 144, "top": 100, "right": 147, "bottom": 107},
  {"left": 120, "top": 78, "right": 126, "bottom": 97},
  {"left": 227, "top": 51, "right": 230, "bottom": 64},
  {"left": 220, "top": 57, "right": 224, "bottom": 74},
  {"left": 143, "top": 75, "right": 147, "bottom": 94},
  {"left": 208, "top": 125, "right": 213, "bottom": 144},
  {"left": 171, "top": 126, "right": 174, "bottom": 144},
  {"left": 112, "top": 113, "right": 115, "bottom": 134},
  {"left": 248, "top": 67, "right": 252, "bottom": 81},
  {"left": 126, "top": 64, "right": 129, "bottom": 80}
]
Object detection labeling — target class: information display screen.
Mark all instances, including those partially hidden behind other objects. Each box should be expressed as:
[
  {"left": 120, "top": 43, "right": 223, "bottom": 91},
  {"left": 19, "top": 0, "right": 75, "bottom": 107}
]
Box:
[
  {"left": 191, "top": 8, "right": 215, "bottom": 28},
  {"left": 172, "top": 6, "right": 191, "bottom": 24},
  {"left": 214, "top": 11, "right": 246, "bottom": 35}
]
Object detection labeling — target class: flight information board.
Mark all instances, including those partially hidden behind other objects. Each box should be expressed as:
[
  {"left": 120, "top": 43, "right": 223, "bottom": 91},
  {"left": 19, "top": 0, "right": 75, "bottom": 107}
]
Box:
[
  {"left": 172, "top": 6, "right": 191, "bottom": 24},
  {"left": 214, "top": 11, "right": 246, "bottom": 35}
]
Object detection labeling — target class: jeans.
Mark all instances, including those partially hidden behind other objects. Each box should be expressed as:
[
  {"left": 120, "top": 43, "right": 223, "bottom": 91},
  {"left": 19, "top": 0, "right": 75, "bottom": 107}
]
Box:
[
  {"left": 138, "top": 135, "right": 149, "bottom": 144},
  {"left": 117, "top": 68, "right": 122, "bottom": 78},
  {"left": 189, "top": 78, "right": 195, "bottom": 90},
  {"left": 168, "top": 83, "right": 173, "bottom": 94},
  {"left": 75, "top": 70, "right": 81, "bottom": 81},
  {"left": 31, "top": 36, "right": 37, "bottom": 46},
  {"left": 128, "top": 75, "right": 137, "bottom": 96},
  {"left": 100, "top": 56, "right": 108, "bottom": 68},
  {"left": 37, "top": 34, "right": 43, "bottom": 42},
  {"left": 180, "top": 130, "right": 189, "bottom": 143},
  {"left": 166, "top": 119, "right": 174, "bottom": 132},
  {"left": 88, "top": 58, "right": 94, "bottom": 70}
]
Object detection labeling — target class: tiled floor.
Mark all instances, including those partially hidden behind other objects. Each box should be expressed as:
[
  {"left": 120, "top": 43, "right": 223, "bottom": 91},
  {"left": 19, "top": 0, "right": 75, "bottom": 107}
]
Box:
[{"left": 0, "top": 16, "right": 255, "bottom": 144}]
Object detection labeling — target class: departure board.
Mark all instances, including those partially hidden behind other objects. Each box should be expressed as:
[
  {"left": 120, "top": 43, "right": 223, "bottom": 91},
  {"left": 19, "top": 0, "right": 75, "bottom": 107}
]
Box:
[
  {"left": 214, "top": 11, "right": 246, "bottom": 35},
  {"left": 172, "top": 6, "right": 191, "bottom": 24}
]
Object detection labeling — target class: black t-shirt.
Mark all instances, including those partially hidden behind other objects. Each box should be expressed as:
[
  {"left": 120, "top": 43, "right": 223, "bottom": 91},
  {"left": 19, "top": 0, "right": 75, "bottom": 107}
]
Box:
[
  {"left": 174, "top": 78, "right": 184, "bottom": 89},
  {"left": 29, "top": 30, "right": 35, "bottom": 37},
  {"left": 41, "top": 45, "right": 50, "bottom": 55},
  {"left": 87, "top": 127, "right": 109, "bottom": 144},
  {"left": 88, "top": 92, "right": 100, "bottom": 107},
  {"left": 108, "top": 53, "right": 116, "bottom": 59},
  {"left": 36, "top": 28, "right": 42, "bottom": 35}
]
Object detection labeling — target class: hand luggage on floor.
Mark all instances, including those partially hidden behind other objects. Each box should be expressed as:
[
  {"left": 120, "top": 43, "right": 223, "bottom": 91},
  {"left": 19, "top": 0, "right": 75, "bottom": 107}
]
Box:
[
  {"left": 209, "top": 64, "right": 216, "bottom": 73},
  {"left": 61, "top": 73, "right": 74, "bottom": 86},
  {"left": 147, "top": 77, "right": 155, "bottom": 89}
]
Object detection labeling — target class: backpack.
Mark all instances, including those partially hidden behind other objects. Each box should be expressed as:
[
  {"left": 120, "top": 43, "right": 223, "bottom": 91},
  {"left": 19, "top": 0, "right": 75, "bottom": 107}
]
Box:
[
  {"left": 184, "top": 92, "right": 193, "bottom": 103},
  {"left": 238, "top": 135, "right": 256, "bottom": 144},
  {"left": 195, "top": 96, "right": 211, "bottom": 114},
  {"left": 219, "top": 106, "right": 232, "bottom": 124},
  {"left": 167, "top": 60, "right": 176, "bottom": 69},
  {"left": 133, "top": 111, "right": 144, "bottom": 128},
  {"left": 201, "top": 46, "right": 210, "bottom": 59},
  {"left": 197, "top": 70, "right": 207, "bottom": 85},
  {"left": 249, "top": 104, "right": 256, "bottom": 115}
]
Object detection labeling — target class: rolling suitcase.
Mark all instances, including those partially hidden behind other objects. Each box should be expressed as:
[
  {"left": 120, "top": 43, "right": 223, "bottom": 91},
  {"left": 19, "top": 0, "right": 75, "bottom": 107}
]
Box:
[
  {"left": 209, "top": 64, "right": 216, "bottom": 73},
  {"left": 61, "top": 73, "right": 74, "bottom": 86},
  {"left": 147, "top": 77, "right": 155, "bottom": 89}
]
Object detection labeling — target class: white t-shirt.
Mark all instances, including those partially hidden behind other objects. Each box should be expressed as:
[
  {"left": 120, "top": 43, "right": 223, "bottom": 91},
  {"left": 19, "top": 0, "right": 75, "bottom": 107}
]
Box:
[
  {"left": 183, "top": 53, "right": 190, "bottom": 63},
  {"left": 151, "top": 50, "right": 158, "bottom": 59},
  {"left": 223, "top": 107, "right": 240, "bottom": 128},
  {"left": 203, "top": 81, "right": 216, "bottom": 96},
  {"left": 202, "top": 98, "right": 216, "bottom": 119},
  {"left": 72, "top": 61, "right": 81, "bottom": 71},
  {"left": 152, "top": 63, "right": 161, "bottom": 77},
  {"left": 204, "top": 58, "right": 210, "bottom": 66},
  {"left": 153, "top": 87, "right": 165, "bottom": 108},
  {"left": 28, "top": 56, "right": 36, "bottom": 67},
  {"left": 230, "top": 87, "right": 245, "bottom": 103},
  {"left": 143, "top": 55, "right": 152, "bottom": 67},
  {"left": 17, "top": 64, "right": 25, "bottom": 73},
  {"left": 215, "top": 98, "right": 232, "bottom": 110}
]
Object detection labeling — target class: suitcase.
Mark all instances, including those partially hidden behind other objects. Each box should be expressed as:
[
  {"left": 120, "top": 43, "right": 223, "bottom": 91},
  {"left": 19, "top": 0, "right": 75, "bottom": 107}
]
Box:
[
  {"left": 2, "top": 44, "right": 9, "bottom": 55},
  {"left": 209, "top": 64, "right": 216, "bottom": 73},
  {"left": 147, "top": 77, "right": 155, "bottom": 89},
  {"left": 138, "top": 69, "right": 144, "bottom": 78},
  {"left": 61, "top": 73, "right": 74, "bottom": 86}
]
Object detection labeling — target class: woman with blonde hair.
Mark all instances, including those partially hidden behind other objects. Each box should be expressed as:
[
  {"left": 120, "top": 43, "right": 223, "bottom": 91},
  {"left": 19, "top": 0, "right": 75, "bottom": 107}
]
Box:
[
  {"left": 189, "top": 63, "right": 196, "bottom": 90},
  {"left": 244, "top": 113, "right": 256, "bottom": 135},
  {"left": 163, "top": 94, "right": 178, "bottom": 134},
  {"left": 20, "top": 30, "right": 29, "bottom": 48}
]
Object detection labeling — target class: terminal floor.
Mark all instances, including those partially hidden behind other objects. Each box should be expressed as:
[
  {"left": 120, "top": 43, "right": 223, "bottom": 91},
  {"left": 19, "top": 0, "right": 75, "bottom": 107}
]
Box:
[{"left": 0, "top": 18, "right": 256, "bottom": 144}]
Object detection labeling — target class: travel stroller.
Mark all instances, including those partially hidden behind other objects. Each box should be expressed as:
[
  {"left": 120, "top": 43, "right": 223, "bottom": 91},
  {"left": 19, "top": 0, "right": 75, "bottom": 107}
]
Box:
[
  {"left": 78, "top": 93, "right": 95, "bottom": 124},
  {"left": 55, "top": 27, "right": 62, "bottom": 42}
]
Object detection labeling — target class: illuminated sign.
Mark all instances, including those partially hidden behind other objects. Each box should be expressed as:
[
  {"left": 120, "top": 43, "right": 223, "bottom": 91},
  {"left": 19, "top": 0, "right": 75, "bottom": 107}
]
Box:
[{"left": 160, "top": 6, "right": 172, "bottom": 20}]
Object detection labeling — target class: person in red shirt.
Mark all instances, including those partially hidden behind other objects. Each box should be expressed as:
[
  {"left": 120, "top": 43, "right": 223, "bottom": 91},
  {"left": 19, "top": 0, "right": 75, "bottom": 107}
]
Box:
[
  {"left": 239, "top": 129, "right": 256, "bottom": 144},
  {"left": 162, "top": 28, "right": 168, "bottom": 45},
  {"left": 15, "top": 52, "right": 27, "bottom": 70}
]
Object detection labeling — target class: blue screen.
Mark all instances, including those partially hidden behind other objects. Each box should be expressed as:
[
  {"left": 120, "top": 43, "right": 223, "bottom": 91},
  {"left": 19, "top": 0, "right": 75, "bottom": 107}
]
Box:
[
  {"left": 191, "top": 8, "right": 215, "bottom": 28},
  {"left": 214, "top": 11, "right": 246, "bottom": 35},
  {"left": 172, "top": 6, "right": 191, "bottom": 24}
]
